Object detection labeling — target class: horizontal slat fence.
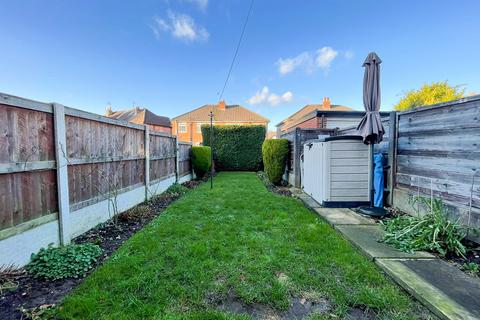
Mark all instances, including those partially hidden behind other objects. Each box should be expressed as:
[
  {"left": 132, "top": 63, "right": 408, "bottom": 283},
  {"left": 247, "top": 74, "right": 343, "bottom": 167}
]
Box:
[
  {"left": 0, "top": 93, "right": 192, "bottom": 267},
  {"left": 393, "top": 96, "right": 480, "bottom": 233}
]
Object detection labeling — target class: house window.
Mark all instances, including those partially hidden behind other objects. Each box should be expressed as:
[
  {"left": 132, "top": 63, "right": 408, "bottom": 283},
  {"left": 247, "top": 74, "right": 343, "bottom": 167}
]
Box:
[
  {"left": 197, "top": 123, "right": 205, "bottom": 133},
  {"left": 178, "top": 122, "right": 187, "bottom": 133}
]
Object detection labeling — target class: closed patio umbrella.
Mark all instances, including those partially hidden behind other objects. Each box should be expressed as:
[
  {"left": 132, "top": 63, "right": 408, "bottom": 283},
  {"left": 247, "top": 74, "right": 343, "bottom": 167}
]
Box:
[
  {"left": 357, "top": 52, "right": 387, "bottom": 217},
  {"left": 357, "top": 52, "right": 385, "bottom": 144}
]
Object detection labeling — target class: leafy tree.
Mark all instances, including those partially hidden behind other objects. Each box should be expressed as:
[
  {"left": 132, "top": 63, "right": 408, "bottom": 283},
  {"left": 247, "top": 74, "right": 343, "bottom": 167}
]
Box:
[{"left": 394, "top": 81, "right": 464, "bottom": 111}]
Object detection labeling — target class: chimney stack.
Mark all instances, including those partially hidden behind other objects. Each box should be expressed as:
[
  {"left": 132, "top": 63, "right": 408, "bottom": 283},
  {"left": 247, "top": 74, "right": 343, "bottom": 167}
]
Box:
[
  {"left": 218, "top": 100, "right": 226, "bottom": 111},
  {"left": 105, "top": 105, "right": 113, "bottom": 116},
  {"left": 323, "top": 97, "right": 331, "bottom": 109}
]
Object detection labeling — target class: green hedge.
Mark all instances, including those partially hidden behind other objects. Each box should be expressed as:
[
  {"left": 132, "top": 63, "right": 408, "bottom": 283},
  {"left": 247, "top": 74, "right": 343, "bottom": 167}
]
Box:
[
  {"left": 262, "top": 139, "right": 289, "bottom": 185},
  {"left": 202, "top": 125, "right": 266, "bottom": 171},
  {"left": 192, "top": 146, "right": 211, "bottom": 178}
]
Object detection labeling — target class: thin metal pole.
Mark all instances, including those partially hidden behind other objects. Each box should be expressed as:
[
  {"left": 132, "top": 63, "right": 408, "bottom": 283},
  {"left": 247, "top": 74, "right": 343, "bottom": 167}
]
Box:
[
  {"left": 370, "top": 143, "right": 374, "bottom": 207},
  {"left": 209, "top": 112, "right": 214, "bottom": 189}
]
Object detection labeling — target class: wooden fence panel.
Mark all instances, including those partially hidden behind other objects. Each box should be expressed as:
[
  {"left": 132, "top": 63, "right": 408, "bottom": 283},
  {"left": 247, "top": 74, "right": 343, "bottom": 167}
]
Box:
[
  {"left": 394, "top": 96, "right": 480, "bottom": 229},
  {"left": 150, "top": 134, "right": 175, "bottom": 158},
  {"left": 66, "top": 116, "right": 145, "bottom": 160},
  {"left": 0, "top": 104, "right": 55, "bottom": 163},
  {"left": 65, "top": 116, "right": 147, "bottom": 209},
  {"left": 68, "top": 160, "right": 145, "bottom": 208},
  {"left": 0, "top": 104, "right": 57, "bottom": 231},
  {"left": 0, "top": 170, "right": 57, "bottom": 230},
  {"left": 178, "top": 143, "right": 192, "bottom": 177},
  {"left": 150, "top": 159, "right": 175, "bottom": 181},
  {"left": 149, "top": 134, "right": 176, "bottom": 182}
]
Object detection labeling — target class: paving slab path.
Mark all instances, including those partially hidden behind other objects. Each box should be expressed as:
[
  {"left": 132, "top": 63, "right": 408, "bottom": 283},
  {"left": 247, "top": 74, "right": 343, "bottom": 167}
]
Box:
[{"left": 294, "top": 188, "right": 480, "bottom": 320}]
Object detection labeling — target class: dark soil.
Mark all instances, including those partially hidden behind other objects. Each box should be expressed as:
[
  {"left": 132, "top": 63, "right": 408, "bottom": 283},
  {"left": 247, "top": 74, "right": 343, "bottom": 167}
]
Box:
[
  {"left": 208, "top": 291, "right": 378, "bottom": 319},
  {"left": 446, "top": 239, "right": 480, "bottom": 277},
  {"left": 256, "top": 171, "right": 293, "bottom": 197},
  {"left": 0, "top": 181, "right": 199, "bottom": 320}
]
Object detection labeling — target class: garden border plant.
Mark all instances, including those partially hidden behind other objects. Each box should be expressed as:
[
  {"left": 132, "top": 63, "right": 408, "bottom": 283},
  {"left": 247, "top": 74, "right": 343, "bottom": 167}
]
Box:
[
  {"left": 191, "top": 146, "right": 211, "bottom": 179},
  {"left": 382, "top": 196, "right": 467, "bottom": 257},
  {"left": 262, "top": 138, "right": 289, "bottom": 185}
]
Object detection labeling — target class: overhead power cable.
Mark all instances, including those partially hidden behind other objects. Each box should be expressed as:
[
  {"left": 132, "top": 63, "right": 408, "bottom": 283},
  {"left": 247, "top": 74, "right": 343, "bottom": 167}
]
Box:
[{"left": 217, "top": 0, "right": 255, "bottom": 101}]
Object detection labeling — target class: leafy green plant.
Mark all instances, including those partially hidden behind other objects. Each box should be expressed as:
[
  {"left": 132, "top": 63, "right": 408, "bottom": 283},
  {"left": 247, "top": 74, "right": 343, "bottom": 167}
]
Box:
[
  {"left": 382, "top": 197, "right": 466, "bottom": 257},
  {"left": 394, "top": 81, "right": 464, "bottom": 111},
  {"left": 202, "top": 125, "right": 266, "bottom": 171},
  {"left": 192, "top": 146, "right": 211, "bottom": 178},
  {"left": 262, "top": 139, "right": 289, "bottom": 185},
  {"left": 462, "top": 262, "right": 479, "bottom": 274},
  {"left": 27, "top": 243, "right": 102, "bottom": 280},
  {"left": 165, "top": 183, "right": 189, "bottom": 197}
]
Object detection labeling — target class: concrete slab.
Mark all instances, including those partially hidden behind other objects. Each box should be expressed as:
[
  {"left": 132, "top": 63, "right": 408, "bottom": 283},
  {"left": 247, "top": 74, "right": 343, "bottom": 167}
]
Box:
[
  {"left": 296, "top": 193, "right": 321, "bottom": 209},
  {"left": 314, "top": 207, "right": 375, "bottom": 226},
  {"left": 335, "top": 225, "right": 434, "bottom": 260},
  {"left": 377, "top": 259, "right": 480, "bottom": 320}
]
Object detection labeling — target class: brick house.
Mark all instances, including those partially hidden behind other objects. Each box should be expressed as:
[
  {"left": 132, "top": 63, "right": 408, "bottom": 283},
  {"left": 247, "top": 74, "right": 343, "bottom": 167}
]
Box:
[
  {"left": 172, "top": 101, "right": 269, "bottom": 145},
  {"left": 276, "top": 97, "right": 388, "bottom": 135},
  {"left": 106, "top": 106, "right": 172, "bottom": 133}
]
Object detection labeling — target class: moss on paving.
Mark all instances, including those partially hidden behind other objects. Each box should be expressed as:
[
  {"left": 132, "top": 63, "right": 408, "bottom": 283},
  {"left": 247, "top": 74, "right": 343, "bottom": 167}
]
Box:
[{"left": 58, "top": 172, "right": 432, "bottom": 319}]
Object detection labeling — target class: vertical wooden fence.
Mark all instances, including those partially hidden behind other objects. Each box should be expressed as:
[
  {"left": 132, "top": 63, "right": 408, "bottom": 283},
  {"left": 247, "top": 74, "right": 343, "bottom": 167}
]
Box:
[{"left": 0, "top": 93, "right": 192, "bottom": 267}]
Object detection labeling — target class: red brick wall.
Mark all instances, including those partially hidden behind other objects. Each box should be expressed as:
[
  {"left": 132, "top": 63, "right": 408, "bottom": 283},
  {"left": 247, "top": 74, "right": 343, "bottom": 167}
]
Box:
[
  {"left": 286, "top": 115, "right": 324, "bottom": 132},
  {"left": 149, "top": 124, "right": 172, "bottom": 134}
]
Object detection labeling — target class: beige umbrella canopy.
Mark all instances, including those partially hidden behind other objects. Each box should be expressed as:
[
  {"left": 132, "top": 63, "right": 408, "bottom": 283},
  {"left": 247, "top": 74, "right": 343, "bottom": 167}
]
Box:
[{"left": 356, "top": 52, "right": 385, "bottom": 144}]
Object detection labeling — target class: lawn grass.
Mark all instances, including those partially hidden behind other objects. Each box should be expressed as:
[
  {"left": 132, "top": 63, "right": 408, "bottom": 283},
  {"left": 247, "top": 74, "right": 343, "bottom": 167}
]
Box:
[{"left": 58, "top": 172, "right": 431, "bottom": 319}]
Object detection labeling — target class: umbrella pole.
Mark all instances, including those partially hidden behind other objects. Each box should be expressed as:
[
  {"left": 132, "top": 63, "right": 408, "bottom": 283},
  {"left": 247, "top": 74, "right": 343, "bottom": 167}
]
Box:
[
  {"left": 369, "top": 143, "right": 374, "bottom": 207},
  {"left": 356, "top": 143, "right": 388, "bottom": 217}
]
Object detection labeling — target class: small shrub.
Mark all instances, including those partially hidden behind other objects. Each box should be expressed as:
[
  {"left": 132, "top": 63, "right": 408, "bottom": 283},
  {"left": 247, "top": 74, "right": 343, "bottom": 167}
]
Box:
[
  {"left": 192, "top": 146, "right": 211, "bottom": 178},
  {"left": 262, "top": 139, "right": 289, "bottom": 185},
  {"left": 165, "top": 183, "right": 189, "bottom": 197},
  {"left": 27, "top": 243, "right": 102, "bottom": 280},
  {"left": 382, "top": 197, "right": 466, "bottom": 257}
]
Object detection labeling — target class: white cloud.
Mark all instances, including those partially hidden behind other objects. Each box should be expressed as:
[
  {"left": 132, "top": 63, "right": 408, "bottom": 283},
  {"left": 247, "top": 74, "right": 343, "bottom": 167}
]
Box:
[
  {"left": 315, "top": 47, "right": 338, "bottom": 69},
  {"left": 152, "top": 11, "right": 209, "bottom": 42},
  {"left": 247, "top": 86, "right": 293, "bottom": 106},
  {"left": 277, "top": 52, "right": 313, "bottom": 75},
  {"left": 277, "top": 46, "right": 343, "bottom": 75}
]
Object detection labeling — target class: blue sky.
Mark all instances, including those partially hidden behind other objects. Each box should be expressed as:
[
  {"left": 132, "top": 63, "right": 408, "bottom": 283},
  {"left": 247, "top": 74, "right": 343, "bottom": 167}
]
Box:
[{"left": 1, "top": 0, "right": 479, "bottom": 128}]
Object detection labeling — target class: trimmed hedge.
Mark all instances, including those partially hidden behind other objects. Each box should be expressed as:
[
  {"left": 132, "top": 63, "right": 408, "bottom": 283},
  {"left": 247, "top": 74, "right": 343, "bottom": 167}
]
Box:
[
  {"left": 262, "top": 139, "right": 289, "bottom": 185},
  {"left": 192, "top": 146, "right": 211, "bottom": 178},
  {"left": 202, "top": 125, "right": 266, "bottom": 171}
]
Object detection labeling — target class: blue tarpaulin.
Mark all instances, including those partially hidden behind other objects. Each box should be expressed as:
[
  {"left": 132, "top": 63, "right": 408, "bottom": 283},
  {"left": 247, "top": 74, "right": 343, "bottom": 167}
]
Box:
[{"left": 373, "top": 154, "right": 384, "bottom": 207}]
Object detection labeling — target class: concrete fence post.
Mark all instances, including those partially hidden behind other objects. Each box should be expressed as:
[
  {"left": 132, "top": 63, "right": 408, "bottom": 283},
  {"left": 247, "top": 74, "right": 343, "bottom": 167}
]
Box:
[
  {"left": 175, "top": 134, "right": 180, "bottom": 182},
  {"left": 144, "top": 125, "right": 150, "bottom": 200},
  {"left": 53, "top": 103, "right": 71, "bottom": 245}
]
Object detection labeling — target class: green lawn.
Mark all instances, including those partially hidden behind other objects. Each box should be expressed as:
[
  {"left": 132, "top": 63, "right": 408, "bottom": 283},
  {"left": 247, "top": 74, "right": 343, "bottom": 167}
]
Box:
[{"left": 58, "top": 172, "right": 430, "bottom": 319}]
